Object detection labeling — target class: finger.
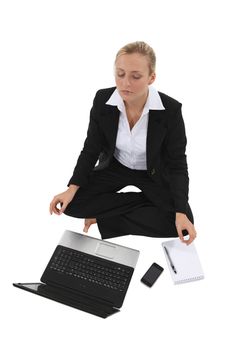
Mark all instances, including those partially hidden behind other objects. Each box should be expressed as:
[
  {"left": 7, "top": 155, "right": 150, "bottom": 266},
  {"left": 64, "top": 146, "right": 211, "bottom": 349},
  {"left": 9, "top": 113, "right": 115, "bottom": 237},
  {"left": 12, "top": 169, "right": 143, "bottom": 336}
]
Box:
[
  {"left": 186, "top": 230, "right": 197, "bottom": 245},
  {"left": 185, "top": 237, "right": 193, "bottom": 245},
  {"left": 51, "top": 199, "right": 62, "bottom": 215},
  {"left": 54, "top": 203, "right": 61, "bottom": 215},
  {"left": 83, "top": 219, "right": 92, "bottom": 233},
  {"left": 59, "top": 202, "right": 67, "bottom": 214},
  {"left": 50, "top": 201, "right": 57, "bottom": 215},
  {"left": 49, "top": 199, "right": 56, "bottom": 215},
  {"left": 183, "top": 225, "right": 197, "bottom": 245},
  {"left": 176, "top": 225, "right": 185, "bottom": 242},
  {"left": 83, "top": 224, "right": 89, "bottom": 233}
]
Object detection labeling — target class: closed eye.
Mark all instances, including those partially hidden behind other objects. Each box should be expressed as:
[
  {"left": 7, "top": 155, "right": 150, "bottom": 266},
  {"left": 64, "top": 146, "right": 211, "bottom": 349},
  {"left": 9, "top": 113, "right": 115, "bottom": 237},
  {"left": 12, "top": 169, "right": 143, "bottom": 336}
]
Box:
[{"left": 117, "top": 73, "right": 142, "bottom": 79}]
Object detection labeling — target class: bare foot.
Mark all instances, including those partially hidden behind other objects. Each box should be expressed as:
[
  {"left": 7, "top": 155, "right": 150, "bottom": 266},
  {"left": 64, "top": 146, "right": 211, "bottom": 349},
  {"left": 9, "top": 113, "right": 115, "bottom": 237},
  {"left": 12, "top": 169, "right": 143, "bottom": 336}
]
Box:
[{"left": 83, "top": 218, "right": 97, "bottom": 233}]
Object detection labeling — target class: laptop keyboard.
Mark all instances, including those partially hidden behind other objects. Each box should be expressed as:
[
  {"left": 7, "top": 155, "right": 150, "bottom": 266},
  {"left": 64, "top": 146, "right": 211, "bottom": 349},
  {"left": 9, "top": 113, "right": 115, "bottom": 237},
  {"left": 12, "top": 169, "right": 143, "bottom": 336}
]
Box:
[{"left": 49, "top": 246, "right": 132, "bottom": 292}]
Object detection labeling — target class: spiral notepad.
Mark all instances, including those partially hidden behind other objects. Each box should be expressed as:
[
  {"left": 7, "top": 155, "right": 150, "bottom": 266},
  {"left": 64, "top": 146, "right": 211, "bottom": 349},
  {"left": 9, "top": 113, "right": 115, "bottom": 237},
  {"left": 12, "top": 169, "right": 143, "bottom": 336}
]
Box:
[{"left": 162, "top": 239, "right": 204, "bottom": 284}]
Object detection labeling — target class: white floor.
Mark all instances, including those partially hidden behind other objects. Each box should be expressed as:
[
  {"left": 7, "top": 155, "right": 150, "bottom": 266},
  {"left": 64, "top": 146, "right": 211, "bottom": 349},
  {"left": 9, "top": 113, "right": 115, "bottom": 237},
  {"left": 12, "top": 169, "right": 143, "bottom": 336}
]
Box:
[{"left": 3, "top": 207, "right": 232, "bottom": 350}]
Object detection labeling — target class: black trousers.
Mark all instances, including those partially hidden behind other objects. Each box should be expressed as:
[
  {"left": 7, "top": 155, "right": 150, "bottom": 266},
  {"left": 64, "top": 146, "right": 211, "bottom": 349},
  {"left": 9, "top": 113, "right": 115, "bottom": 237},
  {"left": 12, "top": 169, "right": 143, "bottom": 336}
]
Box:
[{"left": 64, "top": 157, "right": 194, "bottom": 239}]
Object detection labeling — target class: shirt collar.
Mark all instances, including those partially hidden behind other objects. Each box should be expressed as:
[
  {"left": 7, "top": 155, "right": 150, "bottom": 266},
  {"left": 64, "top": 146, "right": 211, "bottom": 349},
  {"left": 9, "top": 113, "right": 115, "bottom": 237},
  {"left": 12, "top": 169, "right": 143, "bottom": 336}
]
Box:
[{"left": 105, "top": 85, "right": 165, "bottom": 111}]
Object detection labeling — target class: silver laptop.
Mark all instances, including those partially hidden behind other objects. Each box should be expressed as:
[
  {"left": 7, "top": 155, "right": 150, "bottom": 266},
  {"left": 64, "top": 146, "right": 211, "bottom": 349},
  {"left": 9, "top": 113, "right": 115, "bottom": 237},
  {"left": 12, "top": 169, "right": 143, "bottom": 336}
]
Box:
[{"left": 13, "top": 230, "right": 140, "bottom": 318}]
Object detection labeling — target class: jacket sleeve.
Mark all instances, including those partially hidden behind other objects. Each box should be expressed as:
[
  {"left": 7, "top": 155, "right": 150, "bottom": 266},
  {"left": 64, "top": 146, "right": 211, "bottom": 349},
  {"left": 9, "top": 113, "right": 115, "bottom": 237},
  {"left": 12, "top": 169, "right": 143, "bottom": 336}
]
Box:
[
  {"left": 67, "top": 91, "right": 103, "bottom": 188},
  {"left": 165, "top": 103, "right": 189, "bottom": 214}
]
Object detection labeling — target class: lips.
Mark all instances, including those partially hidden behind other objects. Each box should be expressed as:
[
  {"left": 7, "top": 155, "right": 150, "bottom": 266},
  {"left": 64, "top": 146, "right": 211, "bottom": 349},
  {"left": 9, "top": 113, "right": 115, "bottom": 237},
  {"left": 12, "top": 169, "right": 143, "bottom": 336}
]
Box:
[{"left": 121, "top": 90, "right": 133, "bottom": 94}]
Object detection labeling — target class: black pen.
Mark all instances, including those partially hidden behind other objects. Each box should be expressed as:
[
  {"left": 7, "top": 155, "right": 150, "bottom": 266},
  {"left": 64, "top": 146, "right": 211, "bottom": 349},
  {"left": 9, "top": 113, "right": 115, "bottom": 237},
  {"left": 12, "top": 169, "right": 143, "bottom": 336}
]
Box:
[{"left": 164, "top": 246, "right": 177, "bottom": 274}]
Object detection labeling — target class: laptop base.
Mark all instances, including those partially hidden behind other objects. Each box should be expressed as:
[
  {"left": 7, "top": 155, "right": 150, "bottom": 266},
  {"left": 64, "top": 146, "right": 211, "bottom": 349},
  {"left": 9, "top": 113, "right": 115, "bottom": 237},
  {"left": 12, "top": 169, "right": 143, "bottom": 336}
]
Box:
[{"left": 13, "top": 283, "right": 119, "bottom": 318}]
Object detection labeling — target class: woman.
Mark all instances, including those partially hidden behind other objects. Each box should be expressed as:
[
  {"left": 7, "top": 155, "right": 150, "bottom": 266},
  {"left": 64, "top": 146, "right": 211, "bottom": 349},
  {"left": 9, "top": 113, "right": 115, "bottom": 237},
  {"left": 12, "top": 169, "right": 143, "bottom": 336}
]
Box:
[{"left": 49, "top": 41, "right": 197, "bottom": 245}]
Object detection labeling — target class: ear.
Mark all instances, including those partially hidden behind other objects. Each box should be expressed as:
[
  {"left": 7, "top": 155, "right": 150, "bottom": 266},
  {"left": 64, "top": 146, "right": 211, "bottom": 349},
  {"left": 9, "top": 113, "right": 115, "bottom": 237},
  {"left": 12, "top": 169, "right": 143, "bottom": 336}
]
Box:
[{"left": 148, "top": 72, "right": 156, "bottom": 85}]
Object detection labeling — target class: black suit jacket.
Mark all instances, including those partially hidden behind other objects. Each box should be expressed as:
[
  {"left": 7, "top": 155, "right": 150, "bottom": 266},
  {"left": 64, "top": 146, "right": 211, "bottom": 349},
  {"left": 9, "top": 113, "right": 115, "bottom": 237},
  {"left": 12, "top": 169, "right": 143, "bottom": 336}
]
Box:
[{"left": 68, "top": 87, "right": 190, "bottom": 214}]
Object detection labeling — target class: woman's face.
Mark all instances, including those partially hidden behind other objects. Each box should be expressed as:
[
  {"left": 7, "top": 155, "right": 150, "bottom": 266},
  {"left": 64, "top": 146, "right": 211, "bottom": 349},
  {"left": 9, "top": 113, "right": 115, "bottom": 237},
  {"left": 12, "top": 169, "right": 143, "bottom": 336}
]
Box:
[{"left": 115, "top": 53, "right": 155, "bottom": 104}]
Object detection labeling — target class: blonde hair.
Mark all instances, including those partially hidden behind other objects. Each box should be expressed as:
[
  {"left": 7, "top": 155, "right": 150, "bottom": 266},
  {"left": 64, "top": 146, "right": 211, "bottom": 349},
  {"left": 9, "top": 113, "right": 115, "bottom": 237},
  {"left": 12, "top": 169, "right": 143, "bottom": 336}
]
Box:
[{"left": 115, "top": 41, "right": 156, "bottom": 75}]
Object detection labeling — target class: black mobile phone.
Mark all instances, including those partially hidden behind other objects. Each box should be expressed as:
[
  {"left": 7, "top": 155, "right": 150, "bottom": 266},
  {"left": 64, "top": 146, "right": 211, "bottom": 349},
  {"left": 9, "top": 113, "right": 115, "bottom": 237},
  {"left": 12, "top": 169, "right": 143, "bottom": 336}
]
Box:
[{"left": 141, "top": 262, "right": 164, "bottom": 287}]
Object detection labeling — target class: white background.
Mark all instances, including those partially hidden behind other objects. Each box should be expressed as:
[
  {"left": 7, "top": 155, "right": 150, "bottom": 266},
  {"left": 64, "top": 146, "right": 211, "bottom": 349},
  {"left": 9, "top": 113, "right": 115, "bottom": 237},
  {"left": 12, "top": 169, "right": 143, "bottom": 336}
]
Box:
[{"left": 1, "top": 0, "right": 233, "bottom": 349}]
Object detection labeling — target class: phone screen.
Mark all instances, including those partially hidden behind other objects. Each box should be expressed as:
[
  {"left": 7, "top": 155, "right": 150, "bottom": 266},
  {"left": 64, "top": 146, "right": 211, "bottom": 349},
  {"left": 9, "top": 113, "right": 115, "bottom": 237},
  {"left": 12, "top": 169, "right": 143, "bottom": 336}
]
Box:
[{"left": 141, "top": 262, "right": 164, "bottom": 287}]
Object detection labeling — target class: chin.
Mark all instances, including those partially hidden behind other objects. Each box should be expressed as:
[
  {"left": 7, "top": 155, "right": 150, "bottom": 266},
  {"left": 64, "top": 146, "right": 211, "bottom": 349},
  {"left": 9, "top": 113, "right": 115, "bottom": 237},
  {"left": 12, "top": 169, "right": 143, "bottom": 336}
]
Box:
[{"left": 120, "top": 93, "right": 135, "bottom": 102}]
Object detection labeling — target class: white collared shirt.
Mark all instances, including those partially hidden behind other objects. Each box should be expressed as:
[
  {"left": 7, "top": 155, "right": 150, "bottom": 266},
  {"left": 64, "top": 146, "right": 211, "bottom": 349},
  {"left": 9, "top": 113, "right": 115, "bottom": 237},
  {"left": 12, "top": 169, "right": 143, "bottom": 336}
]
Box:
[{"left": 105, "top": 85, "right": 165, "bottom": 170}]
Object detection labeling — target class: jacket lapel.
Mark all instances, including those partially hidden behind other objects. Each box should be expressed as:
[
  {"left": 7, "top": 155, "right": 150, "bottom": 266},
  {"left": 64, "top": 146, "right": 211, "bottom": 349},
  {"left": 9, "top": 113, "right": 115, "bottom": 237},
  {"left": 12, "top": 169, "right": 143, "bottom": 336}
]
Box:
[
  {"left": 146, "top": 109, "right": 167, "bottom": 168},
  {"left": 102, "top": 105, "right": 120, "bottom": 152}
]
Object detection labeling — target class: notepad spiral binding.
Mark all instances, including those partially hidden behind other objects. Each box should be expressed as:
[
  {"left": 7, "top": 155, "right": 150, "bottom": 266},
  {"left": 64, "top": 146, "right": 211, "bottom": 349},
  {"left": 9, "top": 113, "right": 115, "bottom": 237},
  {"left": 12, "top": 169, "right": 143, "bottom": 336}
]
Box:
[{"left": 174, "top": 275, "right": 204, "bottom": 285}]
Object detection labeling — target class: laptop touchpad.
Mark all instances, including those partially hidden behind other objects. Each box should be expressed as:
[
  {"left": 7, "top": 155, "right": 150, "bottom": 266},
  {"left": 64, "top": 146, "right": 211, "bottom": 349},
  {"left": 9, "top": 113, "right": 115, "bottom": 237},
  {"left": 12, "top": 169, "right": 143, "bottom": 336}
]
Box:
[{"left": 95, "top": 243, "right": 116, "bottom": 259}]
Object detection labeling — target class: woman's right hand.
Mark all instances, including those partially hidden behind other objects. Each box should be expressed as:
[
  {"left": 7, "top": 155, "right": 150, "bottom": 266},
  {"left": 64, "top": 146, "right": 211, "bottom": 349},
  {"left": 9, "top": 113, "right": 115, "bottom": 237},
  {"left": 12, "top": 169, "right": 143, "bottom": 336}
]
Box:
[{"left": 49, "top": 185, "right": 79, "bottom": 215}]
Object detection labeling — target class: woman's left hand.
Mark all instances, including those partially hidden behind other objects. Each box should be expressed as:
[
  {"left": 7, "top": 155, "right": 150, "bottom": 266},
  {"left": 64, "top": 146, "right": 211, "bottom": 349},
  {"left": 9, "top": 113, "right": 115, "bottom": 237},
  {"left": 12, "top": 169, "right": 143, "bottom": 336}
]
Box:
[{"left": 175, "top": 212, "right": 197, "bottom": 245}]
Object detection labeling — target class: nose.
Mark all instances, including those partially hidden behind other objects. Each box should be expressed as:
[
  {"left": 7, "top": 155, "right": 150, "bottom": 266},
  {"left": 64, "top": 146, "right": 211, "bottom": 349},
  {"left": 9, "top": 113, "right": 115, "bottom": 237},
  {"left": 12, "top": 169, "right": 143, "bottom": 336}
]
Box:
[{"left": 122, "top": 75, "right": 131, "bottom": 88}]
